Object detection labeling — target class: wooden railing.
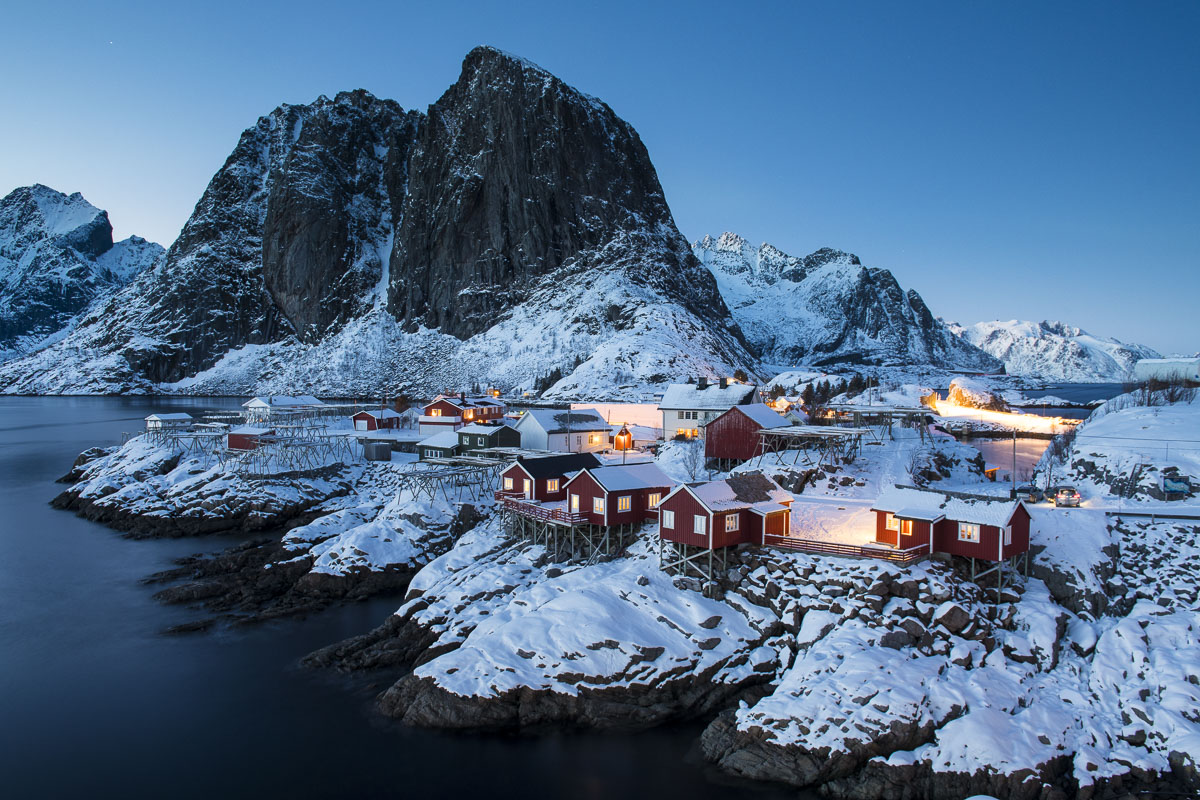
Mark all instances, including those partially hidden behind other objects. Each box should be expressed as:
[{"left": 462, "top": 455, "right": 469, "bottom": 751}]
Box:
[
  {"left": 498, "top": 495, "right": 588, "bottom": 525},
  {"left": 762, "top": 534, "right": 930, "bottom": 565}
]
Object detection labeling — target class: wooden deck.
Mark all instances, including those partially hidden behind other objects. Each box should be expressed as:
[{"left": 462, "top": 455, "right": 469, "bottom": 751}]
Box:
[
  {"left": 496, "top": 492, "right": 588, "bottom": 525},
  {"left": 762, "top": 534, "right": 930, "bottom": 565}
]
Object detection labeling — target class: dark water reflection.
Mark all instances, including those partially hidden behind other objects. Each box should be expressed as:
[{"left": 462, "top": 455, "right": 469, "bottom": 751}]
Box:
[{"left": 0, "top": 397, "right": 799, "bottom": 799}]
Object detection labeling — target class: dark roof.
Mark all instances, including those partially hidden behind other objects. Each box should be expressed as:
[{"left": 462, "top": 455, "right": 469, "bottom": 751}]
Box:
[{"left": 513, "top": 452, "right": 602, "bottom": 479}]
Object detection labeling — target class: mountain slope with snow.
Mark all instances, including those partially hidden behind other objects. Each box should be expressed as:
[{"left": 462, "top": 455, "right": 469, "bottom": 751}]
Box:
[
  {"left": 694, "top": 232, "right": 999, "bottom": 370},
  {"left": 0, "top": 48, "right": 753, "bottom": 397},
  {"left": 0, "top": 185, "right": 163, "bottom": 361},
  {"left": 946, "top": 319, "right": 1160, "bottom": 382}
]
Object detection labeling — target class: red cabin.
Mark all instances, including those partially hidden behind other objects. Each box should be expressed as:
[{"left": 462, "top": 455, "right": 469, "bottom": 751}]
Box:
[
  {"left": 703, "top": 403, "right": 789, "bottom": 462},
  {"left": 352, "top": 409, "right": 403, "bottom": 431},
  {"left": 562, "top": 463, "right": 675, "bottom": 526},
  {"left": 421, "top": 394, "right": 507, "bottom": 433},
  {"left": 498, "top": 453, "right": 602, "bottom": 503},
  {"left": 658, "top": 472, "right": 792, "bottom": 549},
  {"left": 870, "top": 488, "right": 1030, "bottom": 562},
  {"left": 227, "top": 427, "right": 274, "bottom": 451}
]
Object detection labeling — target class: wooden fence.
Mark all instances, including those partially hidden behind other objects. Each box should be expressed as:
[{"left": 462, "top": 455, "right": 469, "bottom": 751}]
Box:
[
  {"left": 498, "top": 495, "right": 588, "bottom": 525},
  {"left": 762, "top": 534, "right": 930, "bottom": 565}
]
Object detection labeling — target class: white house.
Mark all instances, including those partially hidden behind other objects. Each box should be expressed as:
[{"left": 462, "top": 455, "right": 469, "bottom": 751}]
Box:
[
  {"left": 659, "top": 377, "right": 757, "bottom": 440},
  {"left": 1134, "top": 358, "right": 1200, "bottom": 383},
  {"left": 512, "top": 408, "right": 611, "bottom": 453},
  {"left": 242, "top": 395, "right": 327, "bottom": 421},
  {"left": 145, "top": 412, "right": 194, "bottom": 431}
]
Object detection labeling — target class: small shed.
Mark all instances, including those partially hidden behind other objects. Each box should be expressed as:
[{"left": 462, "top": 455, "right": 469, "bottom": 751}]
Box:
[
  {"left": 418, "top": 430, "right": 461, "bottom": 461},
  {"left": 563, "top": 463, "right": 675, "bottom": 526},
  {"left": 352, "top": 408, "right": 403, "bottom": 431},
  {"left": 145, "top": 412, "right": 194, "bottom": 431},
  {"left": 703, "top": 403, "right": 788, "bottom": 463},
  {"left": 228, "top": 427, "right": 274, "bottom": 451},
  {"left": 871, "top": 487, "right": 1030, "bottom": 562},
  {"left": 458, "top": 423, "right": 521, "bottom": 453},
  {"left": 658, "top": 472, "right": 792, "bottom": 550}
]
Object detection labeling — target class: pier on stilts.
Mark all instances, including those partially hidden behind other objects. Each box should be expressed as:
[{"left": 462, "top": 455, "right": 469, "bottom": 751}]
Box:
[{"left": 495, "top": 494, "right": 639, "bottom": 565}]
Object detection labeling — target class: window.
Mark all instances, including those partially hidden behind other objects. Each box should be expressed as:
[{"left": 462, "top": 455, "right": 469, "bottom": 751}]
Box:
[
  {"left": 588, "top": 433, "right": 600, "bottom": 445},
  {"left": 546, "top": 478, "right": 560, "bottom": 493},
  {"left": 575, "top": 435, "right": 582, "bottom": 448},
  {"left": 725, "top": 514, "right": 740, "bottom": 532},
  {"left": 503, "top": 477, "right": 513, "bottom": 491},
  {"left": 570, "top": 494, "right": 580, "bottom": 513},
  {"left": 676, "top": 410, "right": 685, "bottom": 420},
  {"left": 677, "top": 410, "right": 698, "bottom": 420},
  {"left": 885, "top": 513, "right": 898, "bottom": 531},
  {"left": 900, "top": 519, "right": 913, "bottom": 535},
  {"left": 464, "top": 410, "right": 473, "bottom": 420},
  {"left": 593, "top": 497, "right": 605, "bottom": 514},
  {"left": 662, "top": 509, "right": 675, "bottom": 528},
  {"left": 958, "top": 523, "right": 980, "bottom": 543},
  {"left": 617, "top": 495, "right": 631, "bottom": 512},
  {"left": 694, "top": 514, "right": 706, "bottom": 535},
  {"left": 424, "top": 449, "right": 433, "bottom": 458},
  {"left": 523, "top": 479, "right": 532, "bottom": 497},
  {"left": 1003, "top": 525, "right": 1013, "bottom": 546},
  {"left": 430, "top": 408, "right": 442, "bottom": 417},
  {"left": 647, "top": 492, "right": 661, "bottom": 508}
]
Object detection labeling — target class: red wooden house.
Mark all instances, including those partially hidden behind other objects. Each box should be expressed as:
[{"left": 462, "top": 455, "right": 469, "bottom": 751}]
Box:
[
  {"left": 420, "top": 394, "right": 507, "bottom": 433},
  {"left": 227, "top": 427, "right": 274, "bottom": 451},
  {"left": 658, "top": 472, "right": 792, "bottom": 550},
  {"left": 870, "top": 487, "right": 1030, "bottom": 563},
  {"left": 351, "top": 408, "right": 403, "bottom": 431},
  {"left": 703, "top": 403, "right": 789, "bottom": 463},
  {"left": 498, "top": 453, "right": 602, "bottom": 503},
  {"left": 562, "top": 463, "right": 675, "bottom": 527}
]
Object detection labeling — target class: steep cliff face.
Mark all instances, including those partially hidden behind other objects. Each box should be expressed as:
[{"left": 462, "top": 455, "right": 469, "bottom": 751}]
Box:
[
  {"left": 946, "top": 319, "right": 1160, "bottom": 382},
  {"left": 0, "top": 185, "right": 162, "bottom": 361},
  {"left": 694, "top": 232, "right": 999, "bottom": 370},
  {"left": 0, "top": 48, "right": 750, "bottom": 396}
]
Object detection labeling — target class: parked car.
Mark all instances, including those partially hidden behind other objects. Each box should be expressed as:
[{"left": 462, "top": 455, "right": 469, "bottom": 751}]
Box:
[
  {"left": 1015, "top": 484, "right": 1043, "bottom": 503},
  {"left": 1054, "top": 486, "right": 1081, "bottom": 507}
]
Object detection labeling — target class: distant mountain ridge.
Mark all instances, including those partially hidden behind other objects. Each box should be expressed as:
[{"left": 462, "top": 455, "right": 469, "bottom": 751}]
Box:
[
  {"left": 693, "top": 232, "right": 1000, "bottom": 371},
  {"left": 945, "top": 319, "right": 1161, "bottom": 382},
  {"left": 0, "top": 185, "right": 163, "bottom": 361}
]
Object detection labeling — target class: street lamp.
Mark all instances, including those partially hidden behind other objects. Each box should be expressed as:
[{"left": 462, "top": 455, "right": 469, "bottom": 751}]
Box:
[{"left": 615, "top": 424, "right": 633, "bottom": 464}]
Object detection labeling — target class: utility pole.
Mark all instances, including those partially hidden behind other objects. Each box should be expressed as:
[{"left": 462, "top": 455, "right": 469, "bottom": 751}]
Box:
[{"left": 1012, "top": 429, "right": 1017, "bottom": 497}]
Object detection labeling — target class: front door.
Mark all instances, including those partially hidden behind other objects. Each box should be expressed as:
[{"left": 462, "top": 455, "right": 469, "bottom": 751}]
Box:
[
  {"left": 523, "top": 479, "right": 533, "bottom": 500},
  {"left": 570, "top": 494, "right": 580, "bottom": 513}
]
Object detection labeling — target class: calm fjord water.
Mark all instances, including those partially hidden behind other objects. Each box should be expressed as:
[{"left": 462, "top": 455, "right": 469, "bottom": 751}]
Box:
[{"left": 0, "top": 397, "right": 793, "bottom": 799}]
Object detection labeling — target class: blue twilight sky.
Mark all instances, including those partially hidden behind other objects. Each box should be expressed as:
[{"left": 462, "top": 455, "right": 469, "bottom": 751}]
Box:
[{"left": 1, "top": 1, "right": 1196, "bottom": 354}]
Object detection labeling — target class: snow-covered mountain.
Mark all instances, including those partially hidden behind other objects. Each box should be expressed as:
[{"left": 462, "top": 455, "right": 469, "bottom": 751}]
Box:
[
  {"left": 0, "top": 48, "right": 754, "bottom": 398},
  {"left": 694, "top": 232, "right": 999, "bottom": 370},
  {"left": 945, "top": 319, "right": 1160, "bottom": 382},
  {"left": 0, "top": 185, "right": 163, "bottom": 361}
]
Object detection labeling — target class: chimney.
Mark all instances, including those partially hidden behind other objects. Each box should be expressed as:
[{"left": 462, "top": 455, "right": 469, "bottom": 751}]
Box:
[
  {"left": 698, "top": 375, "right": 709, "bottom": 389},
  {"left": 720, "top": 377, "right": 729, "bottom": 389}
]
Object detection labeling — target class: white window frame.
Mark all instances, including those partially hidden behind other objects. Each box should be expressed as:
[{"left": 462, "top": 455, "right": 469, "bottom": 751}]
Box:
[
  {"left": 503, "top": 476, "right": 513, "bottom": 491},
  {"left": 647, "top": 492, "right": 661, "bottom": 508},
  {"left": 588, "top": 433, "right": 600, "bottom": 445},
  {"left": 617, "top": 495, "right": 631, "bottom": 512},
  {"left": 430, "top": 408, "right": 442, "bottom": 417},
  {"left": 593, "top": 497, "right": 605, "bottom": 514},
  {"left": 693, "top": 514, "right": 706, "bottom": 535},
  {"left": 546, "top": 478, "right": 560, "bottom": 493},
  {"left": 958, "top": 522, "right": 980, "bottom": 543},
  {"left": 899, "top": 519, "right": 913, "bottom": 535},
  {"left": 1003, "top": 525, "right": 1013, "bottom": 546},
  {"left": 676, "top": 410, "right": 685, "bottom": 420},
  {"left": 725, "top": 514, "right": 740, "bottom": 533},
  {"left": 570, "top": 494, "right": 580, "bottom": 513},
  {"left": 523, "top": 479, "right": 533, "bottom": 497},
  {"left": 885, "top": 513, "right": 898, "bottom": 531},
  {"left": 662, "top": 509, "right": 675, "bottom": 528}
]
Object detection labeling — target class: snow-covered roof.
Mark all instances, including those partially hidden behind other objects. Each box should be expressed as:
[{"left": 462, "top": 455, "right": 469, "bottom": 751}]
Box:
[
  {"left": 517, "top": 407, "right": 609, "bottom": 434},
  {"left": 893, "top": 507, "right": 946, "bottom": 523},
  {"left": 687, "top": 473, "right": 791, "bottom": 511},
  {"left": 419, "top": 430, "right": 461, "bottom": 449},
  {"left": 872, "top": 487, "right": 1022, "bottom": 528},
  {"left": 722, "top": 403, "right": 788, "bottom": 429},
  {"left": 230, "top": 426, "right": 271, "bottom": 435},
  {"left": 458, "top": 423, "right": 515, "bottom": 435},
  {"left": 511, "top": 453, "right": 602, "bottom": 479},
  {"left": 243, "top": 395, "right": 326, "bottom": 408},
  {"left": 355, "top": 408, "right": 402, "bottom": 419},
  {"left": 145, "top": 412, "right": 193, "bottom": 421},
  {"left": 428, "top": 394, "right": 505, "bottom": 411},
  {"left": 659, "top": 381, "right": 757, "bottom": 410},
  {"left": 571, "top": 463, "right": 674, "bottom": 492}
]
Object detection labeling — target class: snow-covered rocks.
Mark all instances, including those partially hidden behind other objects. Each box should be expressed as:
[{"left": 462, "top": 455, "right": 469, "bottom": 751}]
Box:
[{"left": 947, "top": 376, "right": 1010, "bottom": 411}]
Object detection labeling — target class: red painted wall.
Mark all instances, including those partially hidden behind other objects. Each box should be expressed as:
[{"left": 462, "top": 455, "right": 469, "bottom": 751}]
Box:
[
  {"left": 1003, "top": 505, "right": 1031, "bottom": 558},
  {"left": 704, "top": 407, "right": 765, "bottom": 461},
  {"left": 565, "top": 472, "right": 670, "bottom": 526},
  {"left": 423, "top": 399, "right": 463, "bottom": 418},
  {"left": 500, "top": 463, "right": 572, "bottom": 503},
  {"left": 228, "top": 429, "right": 273, "bottom": 451},
  {"left": 659, "top": 490, "right": 713, "bottom": 547}
]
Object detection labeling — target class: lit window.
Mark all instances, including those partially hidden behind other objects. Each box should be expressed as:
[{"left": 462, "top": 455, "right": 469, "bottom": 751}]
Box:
[
  {"left": 662, "top": 509, "right": 675, "bottom": 528},
  {"left": 503, "top": 477, "right": 513, "bottom": 491},
  {"left": 900, "top": 519, "right": 913, "bottom": 535},
  {"left": 546, "top": 479, "right": 560, "bottom": 493},
  {"left": 593, "top": 497, "right": 605, "bottom": 514},
  {"left": 617, "top": 495, "right": 631, "bottom": 512},
  {"left": 589, "top": 434, "right": 599, "bottom": 445},
  {"left": 958, "top": 523, "right": 980, "bottom": 543},
  {"left": 725, "top": 514, "right": 740, "bottom": 532},
  {"left": 693, "top": 515, "right": 706, "bottom": 535},
  {"left": 885, "top": 513, "right": 898, "bottom": 531},
  {"left": 430, "top": 409, "right": 442, "bottom": 417},
  {"left": 647, "top": 492, "right": 661, "bottom": 508}
]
